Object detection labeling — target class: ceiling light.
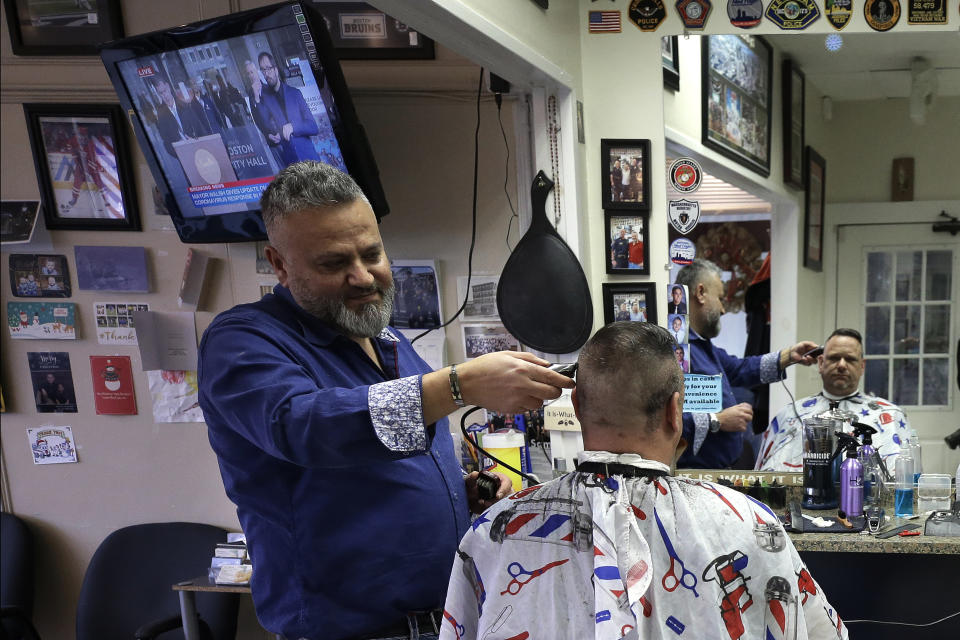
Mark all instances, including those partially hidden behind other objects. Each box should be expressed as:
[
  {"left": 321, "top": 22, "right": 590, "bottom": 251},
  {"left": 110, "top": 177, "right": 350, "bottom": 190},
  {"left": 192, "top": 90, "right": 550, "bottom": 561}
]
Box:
[{"left": 825, "top": 34, "right": 843, "bottom": 52}]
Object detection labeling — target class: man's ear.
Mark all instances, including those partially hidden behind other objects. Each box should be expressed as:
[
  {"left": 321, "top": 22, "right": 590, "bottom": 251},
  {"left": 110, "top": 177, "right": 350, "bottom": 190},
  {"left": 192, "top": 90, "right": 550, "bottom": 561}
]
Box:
[
  {"left": 666, "top": 391, "right": 683, "bottom": 438},
  {"left": 263, "top": 244, "right": 288, "bottom": 286}
]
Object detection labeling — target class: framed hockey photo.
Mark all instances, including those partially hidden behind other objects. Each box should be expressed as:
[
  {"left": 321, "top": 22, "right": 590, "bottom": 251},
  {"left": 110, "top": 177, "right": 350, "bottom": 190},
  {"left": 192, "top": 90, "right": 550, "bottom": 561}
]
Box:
[
  {"left": 606, "top": 213, "right": 649, "bottom": 275},
  {"left": 23, "top": 103, "right": 140, "bottom": 232},
  {"left": 602, "top": 282, "right": 658, "bottom": 326},
  {"left": 3, "top": 0, "right": 124, "bottom": 56},
  {"left": 601, "top": 138, "right": 651, "bottom": 211}
]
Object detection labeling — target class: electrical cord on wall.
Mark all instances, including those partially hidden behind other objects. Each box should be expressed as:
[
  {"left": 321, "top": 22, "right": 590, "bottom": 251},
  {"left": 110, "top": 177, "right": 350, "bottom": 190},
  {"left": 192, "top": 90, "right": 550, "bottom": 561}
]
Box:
[
  {"left": 496, "top": 92, "right": 519, "bottom": 251},
  {"left": 410, "top": 66, "right": 484, "bottom": 344}
]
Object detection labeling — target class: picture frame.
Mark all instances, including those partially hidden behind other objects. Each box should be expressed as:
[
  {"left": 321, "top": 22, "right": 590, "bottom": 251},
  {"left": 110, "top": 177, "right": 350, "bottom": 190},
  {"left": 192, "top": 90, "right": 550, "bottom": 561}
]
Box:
[
  {"left": 782, "top": 59, "right": 805, "bottom": 189},
  {"left": 662, "top": 35, "right": 680, "bottom": 91},
  {"left": 606, "top": 213, "right": 650, "bottom": 275},
  {"left": 602, "top": 282, "right": 658, "bottom": 326},
  {"left": 803, "top": 146, "right": 826, "bottom": 272},
  {"left": 8, "top": 253, "right": 71, "bottom": 298},
  {"left": 23, "top": 103, "right": 140, "bottom": 232},
  {"left": 601, "top": 138, "right": 651, "bottom": 211},
  {"left": 701, "top": 35, "right": 772, "bottom": 177},
  {"left": 309, "top": 1, "right": 435, "bottom": 60},
  {"left": 3, "top": 0, "right": 124, "bottom": 56}
]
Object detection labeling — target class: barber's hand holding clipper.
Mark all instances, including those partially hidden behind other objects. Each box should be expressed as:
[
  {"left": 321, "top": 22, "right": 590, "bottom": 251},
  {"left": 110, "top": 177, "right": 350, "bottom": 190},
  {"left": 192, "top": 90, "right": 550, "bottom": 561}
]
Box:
[{"left": 422, "top": 351, "right": 576, "bottom": 512}]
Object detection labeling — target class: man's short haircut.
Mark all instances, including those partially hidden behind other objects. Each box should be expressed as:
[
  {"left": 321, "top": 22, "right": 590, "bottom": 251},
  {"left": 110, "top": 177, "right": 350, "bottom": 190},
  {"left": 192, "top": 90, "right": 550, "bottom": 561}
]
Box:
[
  {"left": 675, "top": 259, "right": 722, "bottom": 292},
  {"left": 259, "top": 161, "right": 368, "bottom": 239},
  {"left": 672, "top": 285, "right": 683, "bottom": 295},
  {"left": 576, "top": 322, "right": 684, "bottom": 433},
  {"left": 826, "top": 328, "right": 863, "bottom": 357}
]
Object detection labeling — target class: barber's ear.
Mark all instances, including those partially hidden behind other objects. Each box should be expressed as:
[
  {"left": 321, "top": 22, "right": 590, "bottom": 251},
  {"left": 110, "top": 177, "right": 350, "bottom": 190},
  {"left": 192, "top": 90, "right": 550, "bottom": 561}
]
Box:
[{"left": 264, "top": 244, "right": 288, "bottom": 285}]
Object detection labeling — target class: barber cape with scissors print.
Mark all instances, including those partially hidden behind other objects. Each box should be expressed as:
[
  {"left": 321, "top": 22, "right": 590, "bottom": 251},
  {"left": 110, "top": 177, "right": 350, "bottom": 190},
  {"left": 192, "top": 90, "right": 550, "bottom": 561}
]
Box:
[{"left": 440, "top": 451, "right": 847, "bottom": 640}]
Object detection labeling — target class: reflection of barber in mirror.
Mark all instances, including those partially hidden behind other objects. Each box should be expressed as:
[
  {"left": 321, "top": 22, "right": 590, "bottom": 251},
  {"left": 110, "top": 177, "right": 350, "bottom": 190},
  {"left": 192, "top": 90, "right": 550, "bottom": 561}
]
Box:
[
  {"left": 676, "top": 259, "right": 819, "bottom": 469},
  {"left": 755, "top": 328, "right": 910, "bottom": 472}
]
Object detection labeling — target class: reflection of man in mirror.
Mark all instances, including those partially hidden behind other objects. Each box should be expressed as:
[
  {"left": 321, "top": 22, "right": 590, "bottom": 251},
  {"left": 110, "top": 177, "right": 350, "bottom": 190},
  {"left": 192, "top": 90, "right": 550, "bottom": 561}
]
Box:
[
  {"left": 676, "top": 259, "right": 819, "bottom": 469},
  {"left": 755, "top": 328, "right": 910, "bottom": 472},
  {"left": 257, "top": 51, "right": 321, "bottom": 165}
]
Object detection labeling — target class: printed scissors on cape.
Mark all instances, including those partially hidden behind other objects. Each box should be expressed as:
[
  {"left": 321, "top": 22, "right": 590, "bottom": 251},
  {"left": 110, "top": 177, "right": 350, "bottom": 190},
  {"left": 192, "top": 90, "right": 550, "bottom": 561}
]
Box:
[
  {"left": 500, "top": 559, "right": 569, "bottom": 595},
  {"left": 654, "top": 508, "right": 699, "bottom": 597}
]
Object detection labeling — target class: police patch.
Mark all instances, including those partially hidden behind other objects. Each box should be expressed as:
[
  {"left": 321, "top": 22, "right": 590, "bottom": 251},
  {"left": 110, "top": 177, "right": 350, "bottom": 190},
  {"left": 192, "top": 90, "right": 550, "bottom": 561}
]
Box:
[{"left": 669, "top": 199, "right": 701, "bottom": 235}]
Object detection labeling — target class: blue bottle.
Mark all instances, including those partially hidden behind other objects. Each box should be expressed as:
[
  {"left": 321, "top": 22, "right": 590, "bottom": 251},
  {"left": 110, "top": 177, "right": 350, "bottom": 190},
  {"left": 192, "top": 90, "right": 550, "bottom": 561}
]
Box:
[{"left": 895, "top": 453, "right": 914, "bottom": 517}]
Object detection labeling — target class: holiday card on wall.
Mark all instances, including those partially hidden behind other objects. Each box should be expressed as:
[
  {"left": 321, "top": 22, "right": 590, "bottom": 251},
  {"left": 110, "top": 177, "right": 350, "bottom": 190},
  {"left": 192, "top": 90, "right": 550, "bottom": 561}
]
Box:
[{"left": 89, "top": 355, "right": 137, "bottom": 415}]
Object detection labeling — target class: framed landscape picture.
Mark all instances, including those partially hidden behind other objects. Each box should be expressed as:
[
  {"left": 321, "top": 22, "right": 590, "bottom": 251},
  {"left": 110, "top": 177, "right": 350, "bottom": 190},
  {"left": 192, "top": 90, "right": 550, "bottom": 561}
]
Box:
[
  {"left": 701, "top": 35, "right": 772, "bottom": 177},
  {"left": 602, "top": 282, "right": 658, "bottom": 326},
  {"left": 601, "top": 138, "right": 651, "bottom": 211},
  {"left": 3, "top": 0, "right": 124, "bottom": 56},
  {"left": 23, "top": 103, "right": 140, "bottom": 232}
]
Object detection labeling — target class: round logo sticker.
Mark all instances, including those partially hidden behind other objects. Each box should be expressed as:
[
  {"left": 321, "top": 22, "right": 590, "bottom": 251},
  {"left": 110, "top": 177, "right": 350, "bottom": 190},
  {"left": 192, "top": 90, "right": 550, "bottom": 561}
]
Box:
[
  {"left": 669, "top": 157, "right": 703, "bottom": 193},
  {"left": 670, "top": 237, "right": 696, "bottom": 265}
]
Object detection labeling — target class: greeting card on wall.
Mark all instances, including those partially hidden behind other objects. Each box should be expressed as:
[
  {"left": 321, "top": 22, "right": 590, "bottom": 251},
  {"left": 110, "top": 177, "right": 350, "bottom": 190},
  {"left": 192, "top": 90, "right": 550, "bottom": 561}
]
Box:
[
  {"left": 27, "top": 426, "right": 78, "bottom": 465},
  {"left": 8, "top": 253, "right": 71, "bottom": 297},
  {"left": 89, "top": 355, "right": 137, "bottom": 415},
  {"left": 146, "top": 370, "right": 204, "bottom": 423},
  {"left": 27, "top": 351, "right": 77, "bottom": 413},
  {"left": 7, "top": 301, "right": 76, "bottom": 339},
  {"left": 74, "top": 245, "right": 149, "bottom": 292},
  {"left": 94, "top": 301, "right": 148, "bottom": 345}
]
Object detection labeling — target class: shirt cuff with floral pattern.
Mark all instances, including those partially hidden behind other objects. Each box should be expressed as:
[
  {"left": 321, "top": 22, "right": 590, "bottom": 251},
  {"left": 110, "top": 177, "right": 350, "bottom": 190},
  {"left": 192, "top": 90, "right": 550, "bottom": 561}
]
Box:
[{"left": 367, "top": 375, "right": 427, "bottom": 452}]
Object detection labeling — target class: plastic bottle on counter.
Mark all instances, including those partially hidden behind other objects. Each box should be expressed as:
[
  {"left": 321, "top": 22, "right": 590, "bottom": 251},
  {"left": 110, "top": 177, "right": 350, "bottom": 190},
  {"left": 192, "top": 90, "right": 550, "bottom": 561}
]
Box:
[
  {"left": 895, "top": 453, "right": 914, "bottom": 517},
  {"left": 908, "top": 429, "right": 923, "bottom": 483}
]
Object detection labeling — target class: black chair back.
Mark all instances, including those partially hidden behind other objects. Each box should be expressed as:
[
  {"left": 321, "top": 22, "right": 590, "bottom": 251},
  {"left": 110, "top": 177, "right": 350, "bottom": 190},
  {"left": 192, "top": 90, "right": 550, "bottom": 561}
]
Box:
[
  {"left": 1, "top": 512, "right": 40, "bottom": 640},
  {"left": 76, "top": 522, "right": 238, "bottom": 640}
]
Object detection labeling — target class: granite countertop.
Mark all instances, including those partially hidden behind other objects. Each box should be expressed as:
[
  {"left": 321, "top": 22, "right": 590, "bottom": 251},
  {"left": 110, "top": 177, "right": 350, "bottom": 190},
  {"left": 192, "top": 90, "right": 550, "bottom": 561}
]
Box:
[{"left": 788, "top": 517, "right": 960, "bottom": 554}]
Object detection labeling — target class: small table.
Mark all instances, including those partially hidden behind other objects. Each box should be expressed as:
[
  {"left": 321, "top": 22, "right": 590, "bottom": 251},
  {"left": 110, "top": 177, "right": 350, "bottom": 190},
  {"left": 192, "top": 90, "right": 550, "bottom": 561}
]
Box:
[{"left": 172, "top": 576, "right": 251, "bottom": 640}]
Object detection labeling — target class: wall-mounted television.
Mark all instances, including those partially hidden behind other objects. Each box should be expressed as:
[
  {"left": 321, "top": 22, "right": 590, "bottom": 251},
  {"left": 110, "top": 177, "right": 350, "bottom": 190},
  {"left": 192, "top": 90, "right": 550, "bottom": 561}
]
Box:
[{"left": 100, "top": 1, "right": 388, "bottom": 243}]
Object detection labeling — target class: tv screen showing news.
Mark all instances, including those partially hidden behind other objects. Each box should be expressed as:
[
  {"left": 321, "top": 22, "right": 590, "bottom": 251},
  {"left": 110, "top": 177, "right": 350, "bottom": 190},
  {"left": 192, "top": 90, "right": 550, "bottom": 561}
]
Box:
[{"left": 100, "top": 1, "right": 388, "bottom": 243}]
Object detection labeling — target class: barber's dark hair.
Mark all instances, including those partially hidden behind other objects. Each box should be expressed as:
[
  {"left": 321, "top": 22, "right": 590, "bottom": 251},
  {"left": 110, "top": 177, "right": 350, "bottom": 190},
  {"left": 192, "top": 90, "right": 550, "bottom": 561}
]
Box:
[
  {"left": 675, "top": 259, "right": 722, "bottom": 292},
  {"left": 259, "top": 161, "right": 368, "bottom": 239},
  {"left": 576, "top": 322, "right": 684, "bottom": 432}
]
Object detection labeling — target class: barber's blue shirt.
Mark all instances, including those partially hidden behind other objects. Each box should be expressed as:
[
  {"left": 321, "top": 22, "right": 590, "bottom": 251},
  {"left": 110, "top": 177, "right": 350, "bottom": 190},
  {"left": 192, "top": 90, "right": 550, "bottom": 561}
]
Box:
[
  {"left": 198, "top": 286, "right": 469, "bottom": 640},
  {"left": 679, "top": 329, "right": 782, "bottom": 469}
]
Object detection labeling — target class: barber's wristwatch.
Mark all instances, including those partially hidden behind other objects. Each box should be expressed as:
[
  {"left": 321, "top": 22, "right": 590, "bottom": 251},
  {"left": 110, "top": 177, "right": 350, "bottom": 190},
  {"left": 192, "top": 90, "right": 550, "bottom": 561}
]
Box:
[{"left": 708, "top": 413, "right": 721, "bottom": 433}]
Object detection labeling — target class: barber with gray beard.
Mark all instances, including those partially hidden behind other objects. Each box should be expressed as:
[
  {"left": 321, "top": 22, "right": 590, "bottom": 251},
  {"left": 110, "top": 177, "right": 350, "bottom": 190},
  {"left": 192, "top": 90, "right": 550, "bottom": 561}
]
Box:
[{"left": 198, "top": 161, "right": 574, "bottom": 640}]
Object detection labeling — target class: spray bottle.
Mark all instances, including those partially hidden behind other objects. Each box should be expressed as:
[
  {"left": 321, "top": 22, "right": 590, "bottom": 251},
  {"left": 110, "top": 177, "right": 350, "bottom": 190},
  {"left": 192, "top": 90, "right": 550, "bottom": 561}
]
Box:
[
  {"left": 895, "top": 452, "right": 915, "bottom": 517},
  {"left": 854, "top": 422, "right": 885, "bottom": 529},
  {"left": 830, "top": 432, "right": 864, "bottom": 519}
]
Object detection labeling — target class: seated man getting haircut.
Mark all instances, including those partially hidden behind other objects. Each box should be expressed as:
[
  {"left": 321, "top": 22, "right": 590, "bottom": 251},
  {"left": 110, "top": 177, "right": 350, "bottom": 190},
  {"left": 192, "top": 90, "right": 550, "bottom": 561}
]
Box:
[
  {"left": 441, "top": 322, "right": 847, "bottom": 640},
  {"left": 755, "top": 328, "right": 910, "bottom": 472}
]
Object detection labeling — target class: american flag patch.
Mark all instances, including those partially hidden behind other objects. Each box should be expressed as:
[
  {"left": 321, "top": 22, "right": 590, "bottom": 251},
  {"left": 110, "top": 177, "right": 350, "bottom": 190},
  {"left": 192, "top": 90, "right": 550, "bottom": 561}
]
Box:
[{"left": 588, "top": 10, "right": 621, "bottom": 33}]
